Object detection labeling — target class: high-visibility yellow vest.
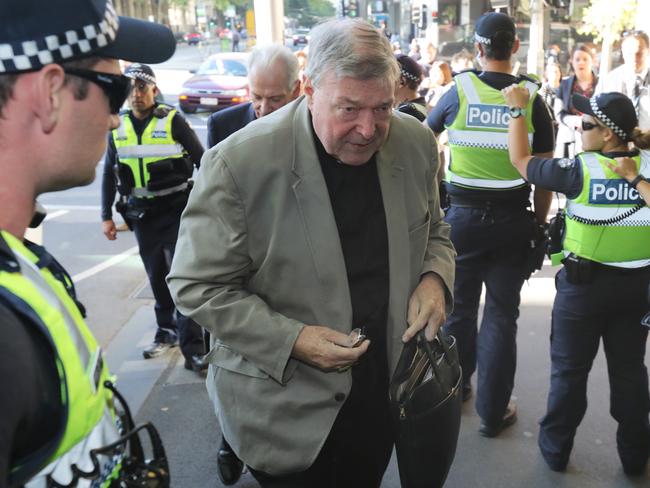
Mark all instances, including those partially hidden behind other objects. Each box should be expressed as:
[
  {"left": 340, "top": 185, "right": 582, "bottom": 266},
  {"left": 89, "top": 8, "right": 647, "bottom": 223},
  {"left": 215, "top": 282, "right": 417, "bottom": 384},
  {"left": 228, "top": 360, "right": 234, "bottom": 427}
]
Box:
[
  {"left": 1, "top": 231, "right": 123, "bottom": 487},
  {"left": 446, "top": 71, "right": 537, "bottom": 190},
  {"left": 112, "top": 109, "right": 187, "bottom": 198},
  {"left": 562, "top": 151, "right": 650, "bottom": 268}
]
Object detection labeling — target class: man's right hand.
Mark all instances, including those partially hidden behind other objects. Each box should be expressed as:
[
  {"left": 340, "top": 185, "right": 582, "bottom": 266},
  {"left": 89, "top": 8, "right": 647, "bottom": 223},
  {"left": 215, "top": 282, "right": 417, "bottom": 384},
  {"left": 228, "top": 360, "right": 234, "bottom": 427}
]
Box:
[
  {"left": 102, "top": 219, "right": 117, "bottom": 240},
  {"left": 291, "top": 325, "right": 370, "bottom": 372}
]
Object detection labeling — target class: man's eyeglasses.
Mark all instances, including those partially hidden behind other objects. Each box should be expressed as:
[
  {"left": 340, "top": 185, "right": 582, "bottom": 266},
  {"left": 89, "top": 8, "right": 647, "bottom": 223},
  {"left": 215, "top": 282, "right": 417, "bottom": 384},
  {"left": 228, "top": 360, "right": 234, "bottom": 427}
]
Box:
[
  {"left": 63, "top": 67, "right": 130, "bottom": 114},
  {"left": 622, "top": 30, "right": 650, "bottom": 46},
  {"left": 581, "top": 120, "right": 602, "bottom": 131}
]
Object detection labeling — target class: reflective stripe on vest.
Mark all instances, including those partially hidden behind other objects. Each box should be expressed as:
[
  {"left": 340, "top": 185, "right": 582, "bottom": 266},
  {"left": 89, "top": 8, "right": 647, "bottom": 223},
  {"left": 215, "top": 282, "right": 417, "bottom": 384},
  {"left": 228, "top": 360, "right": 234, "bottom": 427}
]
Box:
[
  {"left": 1, "top": 231, "right": 122, "bottom": 486},
  {"left": 563, "top": 152, "right": 650, "bottom": 268},
  {"left": 113, "top": 111, "right": 185, "bottom": 190},
  {"left": 445, "top": 72, "right": 536, "bottom": 190}
]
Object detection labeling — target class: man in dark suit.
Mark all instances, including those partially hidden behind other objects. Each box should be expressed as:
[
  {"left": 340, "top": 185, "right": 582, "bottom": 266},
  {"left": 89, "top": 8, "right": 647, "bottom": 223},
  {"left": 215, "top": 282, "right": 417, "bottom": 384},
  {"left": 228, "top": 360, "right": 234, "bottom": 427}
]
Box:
[
  {"left": 207, "top": 44, "right": 301, "bottom": 148},
  {"left": 204, "top": 43, "right": 300, "bottom": 486}
]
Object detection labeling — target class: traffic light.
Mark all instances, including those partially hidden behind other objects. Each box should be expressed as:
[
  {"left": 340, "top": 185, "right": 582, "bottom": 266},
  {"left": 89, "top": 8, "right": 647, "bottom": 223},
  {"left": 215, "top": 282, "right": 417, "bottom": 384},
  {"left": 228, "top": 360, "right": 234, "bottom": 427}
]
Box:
[
  {"left": 348, "top": 0, "right": 358, "bottom": 17},
  {"left": 225, "top": 19, "right": 231, "bottom": 29},
  {"left": 411, "top": 3, "right": 421, "bottom": 27},
  {"left": 419, "top": 4, "right": 428, "bottom": 30}
]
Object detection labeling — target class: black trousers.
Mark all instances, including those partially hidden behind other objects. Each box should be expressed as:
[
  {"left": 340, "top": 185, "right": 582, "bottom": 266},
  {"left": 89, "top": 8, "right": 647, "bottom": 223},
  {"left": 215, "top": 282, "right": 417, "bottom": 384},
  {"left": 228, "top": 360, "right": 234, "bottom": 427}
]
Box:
[
  {"left": 131, "top": 199, "right": 204, "bottom": 359},
  {"left": 250, "top": 355, "right": 394, "bottom": 488},
  {"left": 539, "top": 266, "right": 650, "bottom": 471},
  {"left": 442, "top": 204, "right": 533, "bottom": 425}
]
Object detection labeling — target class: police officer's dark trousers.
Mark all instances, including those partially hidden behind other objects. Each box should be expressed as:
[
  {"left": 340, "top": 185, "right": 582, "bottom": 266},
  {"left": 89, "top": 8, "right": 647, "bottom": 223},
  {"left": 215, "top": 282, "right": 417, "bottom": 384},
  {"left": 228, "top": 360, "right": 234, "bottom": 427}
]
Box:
[
  {"left": 443, "top": 202, "right": 533, "bottom": 425},
  {"left": 539, "top": 265, "right": 650, "bottom": 472},
  {"left": 131, "top": 195, "right": 204, "bottom": 359}
]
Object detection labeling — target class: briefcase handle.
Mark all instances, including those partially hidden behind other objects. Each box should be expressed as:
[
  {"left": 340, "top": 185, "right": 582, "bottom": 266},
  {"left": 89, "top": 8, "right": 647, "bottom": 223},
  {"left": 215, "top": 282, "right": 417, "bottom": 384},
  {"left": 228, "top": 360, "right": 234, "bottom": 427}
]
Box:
[{"left": 416, "top": 329, "right": 454, "bottom": 387}]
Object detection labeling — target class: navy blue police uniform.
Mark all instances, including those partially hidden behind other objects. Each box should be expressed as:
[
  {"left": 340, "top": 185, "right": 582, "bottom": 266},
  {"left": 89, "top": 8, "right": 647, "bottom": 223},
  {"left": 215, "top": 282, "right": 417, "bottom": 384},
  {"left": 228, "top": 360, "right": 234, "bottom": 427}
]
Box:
[
  {"left": 101, "top": 103, "right": 206, "bottom": 366},
  {"left": 525, "top": 150, "right": 650, "bottom": 473},
  {"left": 427, "top": 71, "right": 555, "bottom": 427}
]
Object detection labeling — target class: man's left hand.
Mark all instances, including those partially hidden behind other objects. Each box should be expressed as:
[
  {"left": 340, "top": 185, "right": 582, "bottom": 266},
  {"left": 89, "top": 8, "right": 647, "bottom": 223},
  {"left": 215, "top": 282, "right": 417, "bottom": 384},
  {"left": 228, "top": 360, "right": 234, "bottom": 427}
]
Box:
[{"left": 404, "top": 273, "right": 447, "bottom": 343}]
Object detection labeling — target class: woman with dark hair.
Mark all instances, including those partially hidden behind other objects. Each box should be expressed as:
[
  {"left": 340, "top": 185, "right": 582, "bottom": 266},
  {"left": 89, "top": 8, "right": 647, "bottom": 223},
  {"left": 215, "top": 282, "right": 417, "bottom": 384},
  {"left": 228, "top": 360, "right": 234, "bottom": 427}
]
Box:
[
  {"left": 555, "top": 44, "right": 598, "bottom": 157},
  {"left": 394, "top": 53, "right": 427, "bottom": 121},
  {"left": 504, "top": 84, "right": 650, "bottom": 476}
]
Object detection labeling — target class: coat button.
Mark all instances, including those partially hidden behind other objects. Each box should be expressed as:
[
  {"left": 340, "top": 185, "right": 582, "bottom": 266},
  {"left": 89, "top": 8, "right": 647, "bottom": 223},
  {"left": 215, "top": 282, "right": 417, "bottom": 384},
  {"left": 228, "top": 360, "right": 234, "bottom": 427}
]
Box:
[{"left": 334, "top": 393, "right": 346, "bottom": 402}]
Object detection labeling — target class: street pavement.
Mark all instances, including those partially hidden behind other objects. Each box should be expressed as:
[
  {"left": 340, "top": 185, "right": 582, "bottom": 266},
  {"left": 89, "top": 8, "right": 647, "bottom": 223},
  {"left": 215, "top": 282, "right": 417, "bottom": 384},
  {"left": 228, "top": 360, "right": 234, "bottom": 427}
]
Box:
[{"left": 34, "top": 42, "right": 650, "bottom": 487}]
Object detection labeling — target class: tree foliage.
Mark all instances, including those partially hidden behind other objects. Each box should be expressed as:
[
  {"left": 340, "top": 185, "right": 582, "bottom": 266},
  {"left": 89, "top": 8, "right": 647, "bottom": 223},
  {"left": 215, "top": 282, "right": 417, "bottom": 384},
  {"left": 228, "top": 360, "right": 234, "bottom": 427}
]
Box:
[
  {"left": 578, "top": 0, "right": 638, "bottom": 42},
  {"left": 285, "top": 0, "right": 335, "bottom": 27}
]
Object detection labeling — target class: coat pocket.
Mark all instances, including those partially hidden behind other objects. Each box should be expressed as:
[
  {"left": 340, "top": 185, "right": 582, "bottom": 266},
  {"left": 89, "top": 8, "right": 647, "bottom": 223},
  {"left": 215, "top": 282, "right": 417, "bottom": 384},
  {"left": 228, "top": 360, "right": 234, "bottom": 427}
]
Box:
[{"left": 205, "top": 341, "right": 270, "bottom": 379}]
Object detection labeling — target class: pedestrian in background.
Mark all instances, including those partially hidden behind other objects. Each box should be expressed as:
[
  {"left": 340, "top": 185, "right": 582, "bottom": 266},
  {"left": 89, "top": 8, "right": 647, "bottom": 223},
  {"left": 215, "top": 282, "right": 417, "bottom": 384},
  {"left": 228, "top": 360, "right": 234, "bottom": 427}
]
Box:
[
  {"left": 597, "top": 30, "right": 650, "bottom": 129},
  {"left": 205, "top": 43, "right": 301, "bottom": 486},
  {"left": 426, "top": 11, "right": 555, "bottom": 438},
  {"left": 450, "top": 48, "right": 475, "bottom": 73},
  {"left": 539, "top": 61, "right": 561, "bottom": 111},
  {"left": 0, "top": 0, "right": 175, "bottom": 485},
  {"left": 505, "top": 85, "right": 650, "bottom": 476},
  {"left": 426, "top": 61, "right": 454, "bottom": 110},
  {"left": 101, "top": 63, "right": 207, "bottom": 371},
  {"left": 555, "top": 44, "right": 598, "bottom": 158},
  {"left": 168, "top": 17, "right": 455, "bottom": 487}
]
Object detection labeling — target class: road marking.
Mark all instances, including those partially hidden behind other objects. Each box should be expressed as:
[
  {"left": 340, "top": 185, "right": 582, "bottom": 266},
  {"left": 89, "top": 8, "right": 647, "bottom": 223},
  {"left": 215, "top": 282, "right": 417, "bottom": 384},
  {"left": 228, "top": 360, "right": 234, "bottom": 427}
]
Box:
[
  {"left": 72, "top": 245, "right": 140, "bottom": 283},
  {"left": 44, "top": 204, "right": 101, "bottom": 211},
  {"left": 43, "top": 210, "right": 69, "bottom": 221}
]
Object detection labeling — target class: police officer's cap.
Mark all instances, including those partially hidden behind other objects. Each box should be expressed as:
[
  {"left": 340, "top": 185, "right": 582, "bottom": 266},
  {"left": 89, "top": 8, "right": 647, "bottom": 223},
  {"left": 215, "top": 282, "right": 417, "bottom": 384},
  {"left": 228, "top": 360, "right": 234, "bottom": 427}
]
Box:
[
  {"left": 125, "top": 63, "right": 156, "bottom": 85},
  {"left": 0, "top": 0, "right": 175, "bottom": 74},
  {"left": 474, "top": 12, "right": 516, "bottom": 46},
  {"left": 572, "top": 92, "right": 638, "bottom": 142}
]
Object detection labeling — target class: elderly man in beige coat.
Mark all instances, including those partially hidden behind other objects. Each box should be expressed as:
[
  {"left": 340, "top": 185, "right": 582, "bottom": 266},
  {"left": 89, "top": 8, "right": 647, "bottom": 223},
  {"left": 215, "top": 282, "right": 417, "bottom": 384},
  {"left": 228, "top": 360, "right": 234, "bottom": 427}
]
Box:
[{"left": 168, "top": 18, "right": 456, "bottom": 488}]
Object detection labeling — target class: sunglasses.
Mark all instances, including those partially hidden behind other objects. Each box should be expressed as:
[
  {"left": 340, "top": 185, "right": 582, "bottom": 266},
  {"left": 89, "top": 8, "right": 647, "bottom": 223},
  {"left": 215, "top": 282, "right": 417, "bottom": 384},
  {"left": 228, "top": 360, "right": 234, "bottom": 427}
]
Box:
[
  {"left": 581, "top": 120, "right": 603, "bottom": 131},
  {"left": 62, "top": 67, "right": 130, "bottom": 114}
]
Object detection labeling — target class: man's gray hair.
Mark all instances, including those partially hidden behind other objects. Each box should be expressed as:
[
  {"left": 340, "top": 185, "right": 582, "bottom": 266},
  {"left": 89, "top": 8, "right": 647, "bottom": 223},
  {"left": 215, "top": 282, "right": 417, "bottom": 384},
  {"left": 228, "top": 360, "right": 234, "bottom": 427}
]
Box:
[
  {"left": 305, "top": 18, "right": 399, "bottom": 89},
  {"left": 248, "top": 44, "right": 299, "bottom": 92}
]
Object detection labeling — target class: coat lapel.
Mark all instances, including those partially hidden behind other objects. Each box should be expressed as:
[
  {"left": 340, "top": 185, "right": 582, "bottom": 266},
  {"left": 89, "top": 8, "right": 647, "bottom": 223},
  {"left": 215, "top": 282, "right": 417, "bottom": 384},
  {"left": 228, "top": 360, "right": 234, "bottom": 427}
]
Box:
[
  {"left": 290, "top": 99, "right": 352, "bottom": 330},
  {"left": 376, "top": 133, "right": 409, "bottom": 350}
]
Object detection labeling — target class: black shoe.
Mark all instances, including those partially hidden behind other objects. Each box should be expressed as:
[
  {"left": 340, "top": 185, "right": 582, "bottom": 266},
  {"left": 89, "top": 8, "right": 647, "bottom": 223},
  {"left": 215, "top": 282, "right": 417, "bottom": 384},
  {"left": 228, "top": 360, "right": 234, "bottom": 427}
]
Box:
[
  {"left": 462, "top": 382, "right": 472, "bottom": 402},
  {"left": 217, "top": 439, "right": 244, "bottom": 486},
  {"left": 184, "top": 354, "right": 208, "bottom": 372},
  {"left": 142, "top": 340, "right": 177, "bottom": 359},
  {"left": 479, "top": 402, "right": 517, "bottom": 438}
]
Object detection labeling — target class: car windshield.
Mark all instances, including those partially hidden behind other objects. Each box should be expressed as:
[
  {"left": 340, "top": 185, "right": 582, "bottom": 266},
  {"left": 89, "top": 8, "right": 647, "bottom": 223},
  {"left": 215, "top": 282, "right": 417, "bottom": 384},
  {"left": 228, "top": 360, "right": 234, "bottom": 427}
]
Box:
[{"left": 197, "top": 58, "right": 247, "bottom": 76}]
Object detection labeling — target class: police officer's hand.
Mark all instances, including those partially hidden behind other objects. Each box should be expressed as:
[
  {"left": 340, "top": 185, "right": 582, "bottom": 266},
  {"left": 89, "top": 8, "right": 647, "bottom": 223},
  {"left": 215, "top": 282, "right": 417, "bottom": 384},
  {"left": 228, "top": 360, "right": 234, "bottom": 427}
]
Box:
[
  {"left": 291, "top": 325, "right": 370, "bottom": 371},
  {"left": 608, "top": 157, "right": 639, "bottom": 181},
  {"left": 502, "top": 84, "right": 530, "bottom": 108},
  {"left": 102, "top": 219, "right": 117, "bottom": 240},
  {"left": 404, "top": 272, "right": 447, "bottom": 343}
]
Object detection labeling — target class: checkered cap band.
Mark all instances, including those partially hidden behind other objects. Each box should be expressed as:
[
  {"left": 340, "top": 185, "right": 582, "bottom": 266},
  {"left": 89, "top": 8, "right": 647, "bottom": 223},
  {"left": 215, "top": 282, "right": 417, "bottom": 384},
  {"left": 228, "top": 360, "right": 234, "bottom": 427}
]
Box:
[
  {"left": 0, "top": 1, "right": 119, "bottom": 73},
  {"left": 125, "top": 65, "right": 156, "bottom": 84},
  {"left": 400, "top": 68, "right": 420, "bottom": 83},
  {"left": 474, "top": 33, "right": 491, "bottom": 45},
  {"left": 590, "top": 95, "right": 629, "bottom": 141}
]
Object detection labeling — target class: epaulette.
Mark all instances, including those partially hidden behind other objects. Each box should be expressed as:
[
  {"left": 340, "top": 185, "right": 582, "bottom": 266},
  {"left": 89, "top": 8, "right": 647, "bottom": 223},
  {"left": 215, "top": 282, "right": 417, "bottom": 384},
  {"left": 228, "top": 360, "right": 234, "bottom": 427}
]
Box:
[
  {"left": 451, "top": 68, "right": 480, "bottom": 78},
  {"left": 519, "top": 73, "right": 542, "bottom": 87},
  {"left": 153, "top": 104, "right": 175, "bottom": 118}
]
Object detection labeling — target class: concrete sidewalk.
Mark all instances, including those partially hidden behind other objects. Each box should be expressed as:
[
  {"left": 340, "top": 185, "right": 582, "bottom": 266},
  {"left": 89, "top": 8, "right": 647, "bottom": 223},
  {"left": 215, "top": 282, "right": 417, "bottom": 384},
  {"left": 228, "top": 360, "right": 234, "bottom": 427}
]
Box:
[{"left": 110, "top": 270, "right": 649, "bottom": 487}]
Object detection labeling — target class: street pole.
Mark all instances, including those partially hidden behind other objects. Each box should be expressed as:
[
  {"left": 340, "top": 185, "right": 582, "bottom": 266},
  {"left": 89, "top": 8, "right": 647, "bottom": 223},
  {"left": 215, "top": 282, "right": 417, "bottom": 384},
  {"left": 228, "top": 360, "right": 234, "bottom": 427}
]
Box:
[
  {"left": 253, "top": 0, "right": 284, "bottom": 44},
  {"left": 526, "top": 0, "right": 545, "bottom": 76}
]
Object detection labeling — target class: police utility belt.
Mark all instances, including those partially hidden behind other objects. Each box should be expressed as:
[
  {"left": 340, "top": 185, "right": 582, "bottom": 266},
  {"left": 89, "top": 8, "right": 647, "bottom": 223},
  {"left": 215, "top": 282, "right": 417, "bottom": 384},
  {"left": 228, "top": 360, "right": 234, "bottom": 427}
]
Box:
[
  {"left": 562, "top": 253, "right": 650, "bottom": 285},
  {"left": 130, "top": 181, "right": 189, "bottom": 198}
]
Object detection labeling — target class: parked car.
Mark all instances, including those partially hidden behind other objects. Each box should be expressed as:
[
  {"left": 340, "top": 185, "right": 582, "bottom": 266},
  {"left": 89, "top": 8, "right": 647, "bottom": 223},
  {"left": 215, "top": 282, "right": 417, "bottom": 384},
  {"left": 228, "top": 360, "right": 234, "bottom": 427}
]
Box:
[
  {"left": 292, "top": 28, "right": 310, "bottom": 46},
  {"left": 178, "top": 52, "right": 249, "bottom": 114},
  {"left": 184, "top": 32, "right": 203, "bottom": 45}
]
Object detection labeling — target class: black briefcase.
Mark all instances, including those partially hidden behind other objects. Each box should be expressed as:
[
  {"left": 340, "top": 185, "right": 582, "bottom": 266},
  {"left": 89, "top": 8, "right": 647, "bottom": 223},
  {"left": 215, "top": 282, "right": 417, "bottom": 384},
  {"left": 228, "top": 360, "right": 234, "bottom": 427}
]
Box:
[{"left": 389, "top": 330, "right": 462, "bottom": 488}]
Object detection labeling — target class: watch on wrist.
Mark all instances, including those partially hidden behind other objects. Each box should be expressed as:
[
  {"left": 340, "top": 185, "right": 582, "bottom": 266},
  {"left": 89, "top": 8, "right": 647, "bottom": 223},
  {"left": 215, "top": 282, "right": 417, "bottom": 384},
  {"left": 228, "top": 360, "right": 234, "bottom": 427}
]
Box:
[
  {"left": 508, "top": 106, "right": 526, "bottom": 118},
  {"left": 629, "top": 174, "right": 646, "bottom": 189}
]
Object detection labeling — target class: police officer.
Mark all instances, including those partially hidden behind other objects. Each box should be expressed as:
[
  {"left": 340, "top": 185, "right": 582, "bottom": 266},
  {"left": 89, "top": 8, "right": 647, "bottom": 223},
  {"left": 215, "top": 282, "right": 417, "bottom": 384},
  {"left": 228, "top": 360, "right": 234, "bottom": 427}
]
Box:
[
  {"left": 101, "top": 63, "right": 206, "bottom": 370},
  {"left": 426, "top": 11, "right": 555, "bottom": 437},
  {"left": 504, "top": 86, "right": 650, "bottom": 475},
  {"left": 0, "top": 0, "right": 175, "bottom": 485}
]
